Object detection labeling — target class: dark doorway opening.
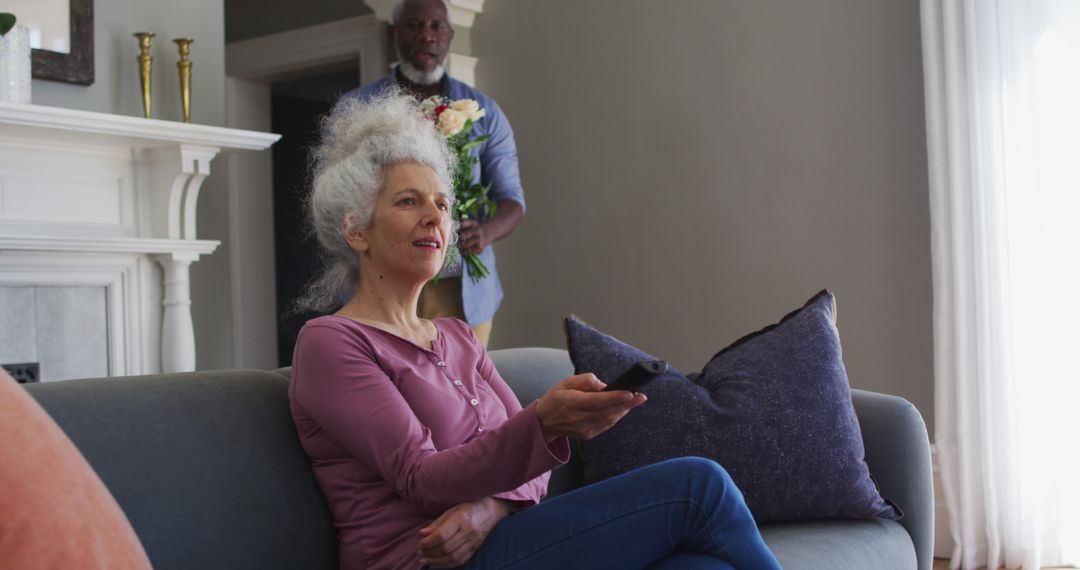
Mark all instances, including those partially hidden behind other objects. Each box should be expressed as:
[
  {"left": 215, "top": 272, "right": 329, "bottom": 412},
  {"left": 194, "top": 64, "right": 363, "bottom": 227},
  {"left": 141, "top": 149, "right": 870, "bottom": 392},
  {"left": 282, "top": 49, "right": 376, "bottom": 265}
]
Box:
[{"left": 272, "top": 67, "right": 359, "bottom": 367}]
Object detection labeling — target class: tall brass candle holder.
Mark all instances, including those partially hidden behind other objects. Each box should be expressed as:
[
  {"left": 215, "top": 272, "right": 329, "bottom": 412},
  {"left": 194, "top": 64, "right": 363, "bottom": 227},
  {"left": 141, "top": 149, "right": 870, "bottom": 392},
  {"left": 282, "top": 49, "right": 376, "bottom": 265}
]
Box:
[
  {"left": 173, "top": 38, "right": 193, "bottom": 123},
  {"left": 133, "top": 32, "right": 154, "bottom": 119}
]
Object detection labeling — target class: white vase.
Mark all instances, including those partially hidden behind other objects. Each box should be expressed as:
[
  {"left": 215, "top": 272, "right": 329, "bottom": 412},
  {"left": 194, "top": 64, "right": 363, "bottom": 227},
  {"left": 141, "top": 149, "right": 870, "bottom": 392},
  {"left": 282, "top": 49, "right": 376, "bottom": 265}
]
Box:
[{"left": 0, "top": 25, "right": 31, "bottom": 104}]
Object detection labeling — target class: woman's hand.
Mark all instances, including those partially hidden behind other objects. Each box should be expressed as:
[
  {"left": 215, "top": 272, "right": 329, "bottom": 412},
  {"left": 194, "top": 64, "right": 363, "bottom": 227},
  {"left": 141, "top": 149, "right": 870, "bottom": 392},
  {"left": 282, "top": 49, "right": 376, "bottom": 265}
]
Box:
[
  {"left": 535, "top": 374, "right": 647, "bottom": 441},
  {"left": 418, "top": 497, "right": 514, "bottom": 567}
]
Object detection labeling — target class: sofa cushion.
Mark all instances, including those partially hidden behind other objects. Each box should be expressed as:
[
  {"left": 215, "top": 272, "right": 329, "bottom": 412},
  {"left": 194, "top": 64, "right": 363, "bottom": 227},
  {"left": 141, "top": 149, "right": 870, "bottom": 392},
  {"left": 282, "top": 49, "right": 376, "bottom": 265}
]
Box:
[
  {"left": 0, "top": 371, "right": 151, "bottom": 570},
  {"left": 566, "top": 291, "right": 901, "bottom": 523},
  {"left": 23, "top": 370, "right": 338, "bottom": 570},
  {"left": 762, "top": 519, "right": 917, "bottom": 569}
]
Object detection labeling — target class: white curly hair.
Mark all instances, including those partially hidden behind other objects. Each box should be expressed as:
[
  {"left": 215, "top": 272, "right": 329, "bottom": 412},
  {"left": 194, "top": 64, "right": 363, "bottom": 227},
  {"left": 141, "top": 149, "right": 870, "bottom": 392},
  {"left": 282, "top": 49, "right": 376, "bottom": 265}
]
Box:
[
  {"left": 295, "top": 88, "right": 456, "bottom": 313},
  {"left": 391, "top": 0, "right": 452, "bottom": 25}
]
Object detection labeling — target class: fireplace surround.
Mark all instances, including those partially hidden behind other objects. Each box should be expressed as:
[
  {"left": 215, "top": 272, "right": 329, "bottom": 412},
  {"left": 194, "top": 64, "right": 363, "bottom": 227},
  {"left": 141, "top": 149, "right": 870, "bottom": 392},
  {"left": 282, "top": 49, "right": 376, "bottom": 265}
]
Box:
[{"left": 0, "top": 101, "right": 277, "bottom": 378}]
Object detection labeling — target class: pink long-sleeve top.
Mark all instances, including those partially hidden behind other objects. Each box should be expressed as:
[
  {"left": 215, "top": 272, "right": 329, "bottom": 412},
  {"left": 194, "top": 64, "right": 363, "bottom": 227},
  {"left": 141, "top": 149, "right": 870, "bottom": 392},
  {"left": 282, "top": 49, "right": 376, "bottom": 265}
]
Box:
[{"left": 289, "top": 316, "right": 570, "bottom": 570}]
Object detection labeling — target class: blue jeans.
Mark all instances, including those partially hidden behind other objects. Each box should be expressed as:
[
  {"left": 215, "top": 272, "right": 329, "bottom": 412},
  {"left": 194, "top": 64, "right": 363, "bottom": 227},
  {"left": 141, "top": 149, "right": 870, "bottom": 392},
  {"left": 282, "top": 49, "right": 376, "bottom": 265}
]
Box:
[{"left": 455, "top": 457, "right": 782, "bottom": 570}]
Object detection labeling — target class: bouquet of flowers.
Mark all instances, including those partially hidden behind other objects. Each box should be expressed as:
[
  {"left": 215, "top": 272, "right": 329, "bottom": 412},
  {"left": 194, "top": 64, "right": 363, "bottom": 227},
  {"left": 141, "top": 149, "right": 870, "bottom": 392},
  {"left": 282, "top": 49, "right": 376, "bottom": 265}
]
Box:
[{"left": 420, "top": 95, "right": 497, "bottom": 282}]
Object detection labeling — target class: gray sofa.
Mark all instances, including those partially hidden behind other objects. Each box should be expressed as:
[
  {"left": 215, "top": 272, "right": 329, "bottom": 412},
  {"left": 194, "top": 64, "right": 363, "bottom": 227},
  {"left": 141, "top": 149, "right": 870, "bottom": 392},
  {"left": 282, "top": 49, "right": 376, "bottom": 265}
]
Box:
[{"left": 24, "top": 347, "right": 932, "bottom": 570}]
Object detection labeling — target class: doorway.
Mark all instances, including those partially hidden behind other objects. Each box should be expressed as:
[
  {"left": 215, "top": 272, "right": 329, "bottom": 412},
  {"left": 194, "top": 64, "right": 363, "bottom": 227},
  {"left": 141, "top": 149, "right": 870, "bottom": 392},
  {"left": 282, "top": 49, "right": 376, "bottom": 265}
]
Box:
[
  {"left": 271, "top": 68, "right": 359, "bottom": 366},
  {"left": 223, "top": 15, "right": 386, "bottom": 369}
]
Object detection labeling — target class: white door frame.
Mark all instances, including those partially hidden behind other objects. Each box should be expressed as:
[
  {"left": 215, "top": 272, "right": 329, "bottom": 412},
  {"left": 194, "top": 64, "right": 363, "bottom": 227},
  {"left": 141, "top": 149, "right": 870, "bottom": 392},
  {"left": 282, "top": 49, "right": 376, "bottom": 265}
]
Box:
[{"left": 222, "top": 16, "right": 387, "bottom": 369}]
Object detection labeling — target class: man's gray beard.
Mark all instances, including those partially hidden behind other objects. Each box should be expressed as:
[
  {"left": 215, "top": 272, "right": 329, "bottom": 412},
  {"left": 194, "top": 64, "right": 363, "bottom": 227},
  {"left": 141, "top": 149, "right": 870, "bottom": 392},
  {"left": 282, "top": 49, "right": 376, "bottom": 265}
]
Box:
[{"left": 399, "top": 61, "right": 446, "bottom": 86}]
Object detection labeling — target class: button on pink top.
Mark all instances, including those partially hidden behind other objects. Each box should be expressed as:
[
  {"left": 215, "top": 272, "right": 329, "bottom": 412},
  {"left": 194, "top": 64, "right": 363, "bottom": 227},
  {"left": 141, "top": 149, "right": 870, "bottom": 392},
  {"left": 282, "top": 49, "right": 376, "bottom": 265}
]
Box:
[{"left": 289, "top": 316, "right": 570, "bottom": 570}]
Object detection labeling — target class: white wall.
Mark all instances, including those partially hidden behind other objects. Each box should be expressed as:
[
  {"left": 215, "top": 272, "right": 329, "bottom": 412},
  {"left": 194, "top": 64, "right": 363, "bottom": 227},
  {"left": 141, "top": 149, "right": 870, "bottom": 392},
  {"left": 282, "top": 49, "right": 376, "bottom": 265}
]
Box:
[{"left": 475, "top": 0, "right": 935, "bottom": 430}]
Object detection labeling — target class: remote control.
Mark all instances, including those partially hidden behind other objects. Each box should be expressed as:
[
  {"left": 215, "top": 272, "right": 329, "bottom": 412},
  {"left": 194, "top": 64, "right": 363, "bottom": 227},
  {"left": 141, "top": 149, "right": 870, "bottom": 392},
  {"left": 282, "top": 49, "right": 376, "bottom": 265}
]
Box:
[{"left": 602, "top": 360, "right": 668, "bottom": 392}]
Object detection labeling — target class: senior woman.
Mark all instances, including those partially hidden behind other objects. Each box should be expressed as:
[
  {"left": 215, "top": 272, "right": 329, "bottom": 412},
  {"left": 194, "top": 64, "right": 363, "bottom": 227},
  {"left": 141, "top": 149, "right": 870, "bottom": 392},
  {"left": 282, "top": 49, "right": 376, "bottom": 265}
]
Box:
[{"left": 289, "top": 91, "right": 781, "bottom": 570}]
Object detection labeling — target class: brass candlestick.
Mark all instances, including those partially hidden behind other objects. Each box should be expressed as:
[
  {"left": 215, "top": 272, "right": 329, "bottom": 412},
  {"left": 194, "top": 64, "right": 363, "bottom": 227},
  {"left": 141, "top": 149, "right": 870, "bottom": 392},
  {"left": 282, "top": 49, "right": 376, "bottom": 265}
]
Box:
[
  {"left": 133, "top": 32, "right": 154, "bottom": 119},
  {"left": 173, "top": 38, "right": 193, "bottom": 123}
]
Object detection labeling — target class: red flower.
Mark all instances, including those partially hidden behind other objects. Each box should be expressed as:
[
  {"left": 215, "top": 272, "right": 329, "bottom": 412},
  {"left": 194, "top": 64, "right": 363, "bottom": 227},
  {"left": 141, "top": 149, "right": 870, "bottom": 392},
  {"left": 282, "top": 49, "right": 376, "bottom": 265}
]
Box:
[{"left": 434, "top": 104, "right": 449, "bottom": 116}]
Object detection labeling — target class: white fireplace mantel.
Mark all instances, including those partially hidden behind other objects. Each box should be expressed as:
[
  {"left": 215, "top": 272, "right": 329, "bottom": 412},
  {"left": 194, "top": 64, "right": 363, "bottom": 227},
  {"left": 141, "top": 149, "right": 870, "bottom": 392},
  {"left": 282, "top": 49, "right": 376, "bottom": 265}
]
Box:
[{"left": 0, "top": 102, "right": 279, "bottom": 376}]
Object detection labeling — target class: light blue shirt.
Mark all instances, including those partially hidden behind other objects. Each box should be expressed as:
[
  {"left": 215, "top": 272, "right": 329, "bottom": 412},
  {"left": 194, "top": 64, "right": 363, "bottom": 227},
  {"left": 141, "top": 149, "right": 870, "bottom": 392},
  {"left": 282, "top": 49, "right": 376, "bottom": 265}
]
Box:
[{"left": 342, "top": 69, "right": 526, "bottom": 325}]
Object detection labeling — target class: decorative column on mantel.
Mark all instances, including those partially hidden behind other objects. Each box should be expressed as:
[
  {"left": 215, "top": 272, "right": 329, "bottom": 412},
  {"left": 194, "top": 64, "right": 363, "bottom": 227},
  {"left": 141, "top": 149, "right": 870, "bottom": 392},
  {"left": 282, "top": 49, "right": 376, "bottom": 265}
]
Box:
[
  {"left": 0, "top": 102, "right": 279, "bottom": 375},
  {"left": 363, "top": 0, "right": 482, "bottom": 87},
  {"left": 156, "top": 253, "right": 196, "bottom": 372}
]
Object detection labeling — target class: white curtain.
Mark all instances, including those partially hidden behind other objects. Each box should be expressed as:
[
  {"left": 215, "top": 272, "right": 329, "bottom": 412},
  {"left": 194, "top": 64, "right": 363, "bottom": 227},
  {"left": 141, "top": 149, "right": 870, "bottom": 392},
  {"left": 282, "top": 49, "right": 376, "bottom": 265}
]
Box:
[{"left": 921, "top": 1, "right": 1080, "bottom": 568}]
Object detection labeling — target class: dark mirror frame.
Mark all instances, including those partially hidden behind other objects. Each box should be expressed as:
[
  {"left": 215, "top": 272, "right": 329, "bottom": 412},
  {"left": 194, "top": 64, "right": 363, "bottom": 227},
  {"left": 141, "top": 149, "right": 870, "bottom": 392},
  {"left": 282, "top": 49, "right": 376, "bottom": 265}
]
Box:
[{"left": 31, "top": 0, "right": 94, "bottom": 85}]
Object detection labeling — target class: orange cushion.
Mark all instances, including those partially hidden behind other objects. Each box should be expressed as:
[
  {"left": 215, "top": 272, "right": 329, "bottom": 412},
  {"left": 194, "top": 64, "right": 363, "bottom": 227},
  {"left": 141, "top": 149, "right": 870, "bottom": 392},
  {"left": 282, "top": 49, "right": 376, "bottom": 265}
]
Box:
[{"left": 0, "top": 371, "right": 151, "bottom": 569}]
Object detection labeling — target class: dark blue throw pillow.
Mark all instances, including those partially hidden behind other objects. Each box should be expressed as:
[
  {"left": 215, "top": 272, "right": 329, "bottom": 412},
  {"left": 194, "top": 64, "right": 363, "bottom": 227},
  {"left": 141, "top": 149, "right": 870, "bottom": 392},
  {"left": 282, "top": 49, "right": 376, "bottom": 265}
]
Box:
[{"left": 566, "top": 290, "right": 901, "bottom": 524}]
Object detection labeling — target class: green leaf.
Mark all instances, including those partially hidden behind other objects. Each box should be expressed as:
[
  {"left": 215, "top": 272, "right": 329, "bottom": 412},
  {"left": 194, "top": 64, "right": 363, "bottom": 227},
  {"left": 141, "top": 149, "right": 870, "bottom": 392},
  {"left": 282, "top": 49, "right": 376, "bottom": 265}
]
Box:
[
  {"left": 463, "top": 253, "right": 489, "bottom": 282},
  {"left": 0, "top": 13, "right": 16, "bottom": 37}
]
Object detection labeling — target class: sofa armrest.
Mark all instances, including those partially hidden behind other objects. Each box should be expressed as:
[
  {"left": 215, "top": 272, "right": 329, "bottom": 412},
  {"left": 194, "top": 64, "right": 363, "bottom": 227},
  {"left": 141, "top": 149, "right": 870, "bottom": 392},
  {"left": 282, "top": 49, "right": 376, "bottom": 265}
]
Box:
[
  {"left": 851, "top": 389, "right": 933, "bottom": 570},
  {"left": 489, "top": 347, "right": 574, "bottom": 405},
  {"left": 489, "top": 347, "right": 583, "bottom": 496}
]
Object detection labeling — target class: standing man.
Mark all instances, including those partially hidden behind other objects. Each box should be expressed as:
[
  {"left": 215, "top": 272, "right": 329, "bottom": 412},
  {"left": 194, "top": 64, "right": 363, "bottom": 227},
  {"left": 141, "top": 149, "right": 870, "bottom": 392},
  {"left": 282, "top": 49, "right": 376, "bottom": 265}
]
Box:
[{"left": 341, "top": 0, "right": 524, "bottom": 348}]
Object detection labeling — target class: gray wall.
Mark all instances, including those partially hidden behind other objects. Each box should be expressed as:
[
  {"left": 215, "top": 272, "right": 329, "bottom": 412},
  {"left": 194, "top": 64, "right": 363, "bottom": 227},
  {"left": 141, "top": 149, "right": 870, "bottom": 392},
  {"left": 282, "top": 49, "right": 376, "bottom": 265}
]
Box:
[
  {"left": 32, "top": 0, "right": 225, "bottom": 125},
  {"left": 475, "top": 0, "right": 935, "bottom": 430},
  {"left": 225, "top": 1, "right": 470, "bottom": 56}
]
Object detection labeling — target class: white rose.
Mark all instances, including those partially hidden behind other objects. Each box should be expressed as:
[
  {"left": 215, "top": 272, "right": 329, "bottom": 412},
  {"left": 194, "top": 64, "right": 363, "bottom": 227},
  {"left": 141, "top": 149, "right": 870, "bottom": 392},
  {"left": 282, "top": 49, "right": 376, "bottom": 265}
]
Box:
[
  {"left": 437, "top": 109, "right": 466, "bottom": 136},
  {"left": 420, "top": 95, "right": 442, "bottom": 116},
  {"left": 450, "top": 99, "right": 486, "bottom": 122},
  {"left": 450, "top": 99, "right": 479, "bottom": 114}
]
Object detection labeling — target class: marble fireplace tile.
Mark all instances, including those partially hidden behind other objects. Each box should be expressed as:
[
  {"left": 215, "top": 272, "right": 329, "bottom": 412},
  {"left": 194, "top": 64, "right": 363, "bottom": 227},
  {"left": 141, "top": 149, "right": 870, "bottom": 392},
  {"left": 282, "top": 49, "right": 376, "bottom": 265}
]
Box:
[
  {"left": 0, "top": 286, "right": 38, "bottom": 365},
  {"left": 35, "top": 286, "right": 109, "bottom": 382}
]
